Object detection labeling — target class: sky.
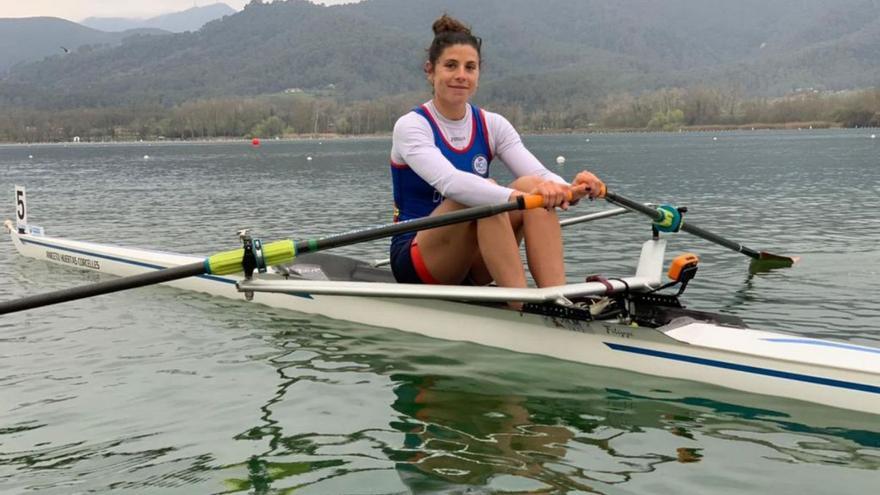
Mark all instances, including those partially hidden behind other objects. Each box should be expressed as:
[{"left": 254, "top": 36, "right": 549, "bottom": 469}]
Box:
[{"left": 0, "top": 0, "right": 356, "bottom": 22}]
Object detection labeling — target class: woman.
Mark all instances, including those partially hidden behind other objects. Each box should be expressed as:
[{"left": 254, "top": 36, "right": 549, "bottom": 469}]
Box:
[{"left": 390, "top": 14, "right": 604, "bottom": 294}]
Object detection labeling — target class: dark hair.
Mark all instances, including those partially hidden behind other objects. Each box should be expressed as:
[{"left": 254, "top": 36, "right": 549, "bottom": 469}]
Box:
[{"left": 426, "top": 14, "right": 482, "bottom": 66}]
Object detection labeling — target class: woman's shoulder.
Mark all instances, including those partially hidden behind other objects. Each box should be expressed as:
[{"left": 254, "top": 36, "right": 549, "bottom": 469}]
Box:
[
  {"left": 393, "top": 108, "right": 433, "bottom": 144},
  {"left": 473, "top": 106, "right": 517, "bottom": 139},
  {"left": 395, "top": 110, "right": 431, "bottom": 128}
]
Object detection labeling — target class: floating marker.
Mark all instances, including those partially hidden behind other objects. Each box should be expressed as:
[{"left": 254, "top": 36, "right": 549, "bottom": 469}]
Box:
[
  {"left": 556, "top": 155, "right": 566, "bottom": 165},
  {"left": 307, "top": 156, "right": 313, "bottom": 161},
  {"left": 28, "top": 155, "right": 33, "bottom": 159},
  {"left": 143, "top": 155, "right": 150, "bottom": 160},
  {"left": 872, "top": 134, "right": 876, "bottom": 139},
  {"left": 251, "top": 137, "right": 261, "bottom": 147},
  {"left": 585, "top": 138, "right": 591, "bottom": 142},
  {"left": 713, "top": 137, "right": 718, "bottom": 141}
]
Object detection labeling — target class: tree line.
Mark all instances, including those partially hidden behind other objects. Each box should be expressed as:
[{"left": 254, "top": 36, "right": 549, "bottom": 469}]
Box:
[{"left": 1, "top": 87, "right": 878, "bottom": 143}]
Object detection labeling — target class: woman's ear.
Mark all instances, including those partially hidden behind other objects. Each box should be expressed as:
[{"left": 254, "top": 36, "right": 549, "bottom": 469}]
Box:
[{"left": 423, "top": 61, "right": 433, "bottom": 79}]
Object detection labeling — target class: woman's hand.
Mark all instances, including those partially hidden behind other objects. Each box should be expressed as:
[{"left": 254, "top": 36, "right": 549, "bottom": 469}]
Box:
[
  {"left": 570, "top": 171, "right": 605, "bottom": 202},
  {"left": 530, "top": 180, "right": 574, "bottom": 210}
]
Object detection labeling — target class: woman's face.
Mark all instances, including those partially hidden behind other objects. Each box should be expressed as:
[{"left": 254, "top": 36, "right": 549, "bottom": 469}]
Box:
[{"left": 427, "top": 43, "right": 480, "bottom": 111}]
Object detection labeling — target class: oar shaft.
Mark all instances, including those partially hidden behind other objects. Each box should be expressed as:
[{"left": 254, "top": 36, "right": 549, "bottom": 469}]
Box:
[
  {"left": 603, "top": 191, "right": 761, "bottom": 260},
  {"left": 678, "top": 222, "right": 760, "bottom": 259},
  {"left": 0, "top": 262, "right": 206, "bottom": 315},
  {"left": 293, "top": 196, "right": 533, "bottom": 254}
]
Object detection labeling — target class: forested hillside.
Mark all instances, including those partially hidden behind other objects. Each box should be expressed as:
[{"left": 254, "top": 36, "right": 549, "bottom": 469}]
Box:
[
  {"left": 1, "top": 0, "right": 878, "bottom": 141},
  {"left": 3, "top": 0, "right": 880, "bottom": 109}
]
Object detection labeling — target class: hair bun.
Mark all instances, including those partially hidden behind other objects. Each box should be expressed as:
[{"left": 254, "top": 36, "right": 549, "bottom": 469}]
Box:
[{"left": 432, "top": 14, "right": 472, "bottom": 36}]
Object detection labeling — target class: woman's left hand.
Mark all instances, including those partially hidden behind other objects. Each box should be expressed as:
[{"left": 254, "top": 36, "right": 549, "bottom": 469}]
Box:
[{"left": 570, "top": 171, "right": 605, "bottom": 202}]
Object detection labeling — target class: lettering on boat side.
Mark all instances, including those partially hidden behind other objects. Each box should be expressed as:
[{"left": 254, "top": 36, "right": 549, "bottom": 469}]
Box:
[
  {"left": 541, "top": 316, "right": 596, "bottom": 334},
  {"left": 604, "top": 325, "right": 633, "bottom": 339},
  {"left": 45, "top": 250, "right": 101, "bottom": 270}
]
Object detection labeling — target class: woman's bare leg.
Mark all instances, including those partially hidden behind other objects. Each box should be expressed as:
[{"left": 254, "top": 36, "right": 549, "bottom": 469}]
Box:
[
  {"left": 415, "top": 200, "right": 527, "bottom": 288},
  {"left": 415, "top": 175, "right": 568, "bottom": 289},
  {"left": 507, "top": 176, "right": 566, "bottom": 287}
]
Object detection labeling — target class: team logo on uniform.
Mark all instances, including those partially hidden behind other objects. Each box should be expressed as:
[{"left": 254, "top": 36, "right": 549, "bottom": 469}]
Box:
[{"left": 472, "top": 154, "right": 489, "bottom": 175}]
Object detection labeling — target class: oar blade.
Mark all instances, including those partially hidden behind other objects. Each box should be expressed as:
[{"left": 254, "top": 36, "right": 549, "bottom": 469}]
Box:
[{"left": 748, "top": 252, "right": 800, "bottom": 274}]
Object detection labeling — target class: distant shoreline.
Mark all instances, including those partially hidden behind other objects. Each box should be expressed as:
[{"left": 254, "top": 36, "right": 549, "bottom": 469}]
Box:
[{"left": 4, "top": 122, "right": 877, "bottom": 145}]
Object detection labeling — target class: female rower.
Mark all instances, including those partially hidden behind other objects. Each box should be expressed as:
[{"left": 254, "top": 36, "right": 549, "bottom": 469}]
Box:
[{"left": 389, "top": 14, "right": 604, "bottom": 294}]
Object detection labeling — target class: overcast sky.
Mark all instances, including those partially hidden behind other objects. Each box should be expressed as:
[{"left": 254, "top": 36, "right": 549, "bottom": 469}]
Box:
[{"left": 0, "top": 1, "right": 355, "bottom": 22}]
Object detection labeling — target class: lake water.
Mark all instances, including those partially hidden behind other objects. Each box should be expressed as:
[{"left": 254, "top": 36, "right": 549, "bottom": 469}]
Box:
[{"left": 1, "top": 130, "right": 879, "bottom": 494}]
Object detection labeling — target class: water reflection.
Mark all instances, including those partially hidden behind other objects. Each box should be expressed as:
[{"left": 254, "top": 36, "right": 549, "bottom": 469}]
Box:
[{"left": 218, "top": 325, "right": 880, "bottom": 494}]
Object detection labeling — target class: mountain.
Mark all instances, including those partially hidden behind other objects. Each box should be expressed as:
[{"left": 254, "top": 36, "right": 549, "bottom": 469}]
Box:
[
  {"left": 1, "top": 0, "right": 878, "bottom": 111},
  {"left": 81, "top": 3, "right": 237, "bottom": 33},
  {"left": 0, "top": 17, "right": 167, "bottom": 75}
]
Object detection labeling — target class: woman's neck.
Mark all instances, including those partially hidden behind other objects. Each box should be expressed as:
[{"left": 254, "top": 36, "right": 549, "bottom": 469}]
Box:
[{"left": 432, "top": 99, "right": 467, "bottom": 121}]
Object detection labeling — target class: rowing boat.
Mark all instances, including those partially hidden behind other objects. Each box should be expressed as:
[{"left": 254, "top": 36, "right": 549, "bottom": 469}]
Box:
[{"left": 4, "top": 190, "right": 879, "bottom": 414}]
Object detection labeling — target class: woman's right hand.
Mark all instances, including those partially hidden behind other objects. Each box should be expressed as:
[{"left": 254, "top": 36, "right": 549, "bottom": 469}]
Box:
[{"left": 529, "top": 180, "right": 575, "bottom": 210}]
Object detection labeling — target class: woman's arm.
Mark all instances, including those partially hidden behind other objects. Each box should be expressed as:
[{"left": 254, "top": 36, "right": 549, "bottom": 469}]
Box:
[
  {"left": 488, "top": 113, "right": 566, "bottom": 184},
  {"left": 393, "top": 113, "right": 515, "bottom": 206}
]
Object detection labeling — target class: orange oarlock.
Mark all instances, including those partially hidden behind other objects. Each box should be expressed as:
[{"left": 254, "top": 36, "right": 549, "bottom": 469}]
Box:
[{"left": 668, "top": 253, "right": 699, "bottom": 282}]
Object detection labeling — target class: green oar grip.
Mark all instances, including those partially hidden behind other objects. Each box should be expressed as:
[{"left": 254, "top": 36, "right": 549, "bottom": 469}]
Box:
[{"left": 206, "top": 239, "right": 296, "bottom": 275}]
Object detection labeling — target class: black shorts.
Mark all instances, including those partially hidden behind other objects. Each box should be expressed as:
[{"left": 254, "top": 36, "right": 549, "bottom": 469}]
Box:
[{"left": 390, "top": 235, "right": 440, "bottom": 284}]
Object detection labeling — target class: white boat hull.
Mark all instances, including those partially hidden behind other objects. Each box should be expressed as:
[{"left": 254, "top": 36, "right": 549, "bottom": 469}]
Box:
[{"left": 5, "top": 224, "right": 880, "bottom": 415}]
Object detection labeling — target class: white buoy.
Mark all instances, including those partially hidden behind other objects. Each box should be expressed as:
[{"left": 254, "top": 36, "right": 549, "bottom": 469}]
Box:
[
  {"left": 871, "top": 134, "right": 877, "bottom": 139},
  {"left": 712, "top": 137, "right": 718, "bottom": 141},
  {"left": 28, "top": 155, "right": 33, "bottom": 159},
  {"left": 555, "top": 155, "right": 566, "bottom": 165},
  {"left": 307, "top": 156, "right": 313, "bottom": 161},
  {"left": 143, "top": 155, "right": 150, "bottom": 160},
  {"left": 585, "top": 138, "right": 591, "bottom": 142}
]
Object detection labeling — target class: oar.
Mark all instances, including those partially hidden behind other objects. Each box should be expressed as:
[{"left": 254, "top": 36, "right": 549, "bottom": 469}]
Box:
[
  {"left": 602, "top": 191, "right": 799, "bottom": 272},
  {"left": 0, "top": 194, "right": 555, "bottom": 315},
  {"left": 371, "top": 206, "right": 635, "bottom": 267}
]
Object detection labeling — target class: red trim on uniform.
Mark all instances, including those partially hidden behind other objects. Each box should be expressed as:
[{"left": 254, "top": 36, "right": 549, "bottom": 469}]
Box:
[
  {"left": 390, "top": 159, "right": 409, "bottom": 169},
  {"left": 477, "top": 108, "right": 493, "bottom": 162},
  {"left": 410, "top": 240, "right": 441, "bottom": 284},
  {"left": 419, "top": 104, "right": 476, "bottom": 154}
]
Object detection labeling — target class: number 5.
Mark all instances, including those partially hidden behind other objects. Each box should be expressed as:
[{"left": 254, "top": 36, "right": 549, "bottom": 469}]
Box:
[{"left": 14, "top": 185, "right": 27, "bottom": 230}]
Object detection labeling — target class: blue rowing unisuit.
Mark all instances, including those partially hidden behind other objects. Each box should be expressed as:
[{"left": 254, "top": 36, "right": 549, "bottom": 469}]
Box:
[{"left": 390, "top": 103, "right": 493, "bottom": 249}]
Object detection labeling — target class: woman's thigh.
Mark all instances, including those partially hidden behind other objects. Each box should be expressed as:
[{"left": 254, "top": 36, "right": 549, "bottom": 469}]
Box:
[{"left": 413, "top": 199, "right": 481, "bottom": 284}]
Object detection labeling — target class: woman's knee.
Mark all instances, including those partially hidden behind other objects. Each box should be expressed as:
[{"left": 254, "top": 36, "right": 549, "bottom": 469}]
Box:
[{"left": 508, "top": 175, "right": 542, "bottom": 192}]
